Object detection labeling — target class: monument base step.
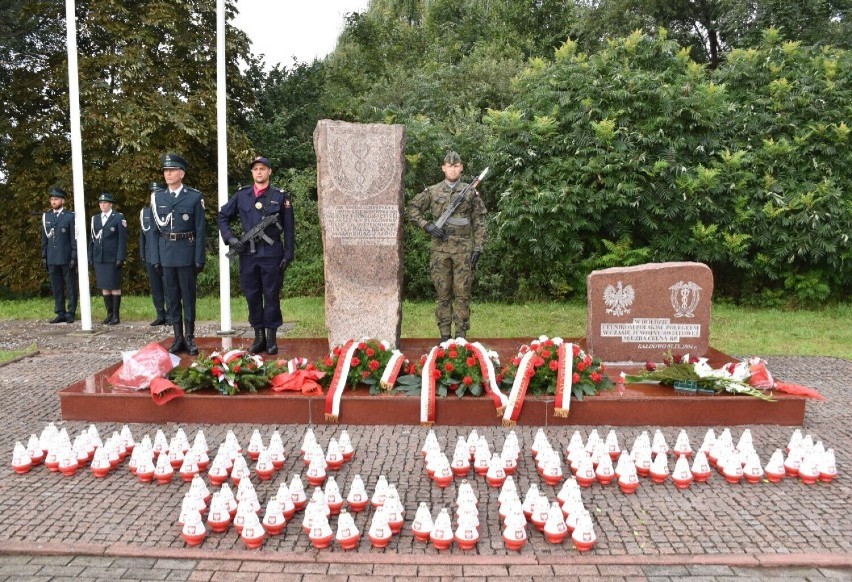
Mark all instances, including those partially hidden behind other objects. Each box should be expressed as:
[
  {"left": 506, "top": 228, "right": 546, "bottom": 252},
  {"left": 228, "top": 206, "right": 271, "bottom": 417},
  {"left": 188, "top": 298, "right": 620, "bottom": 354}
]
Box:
[{"left": 58, "top": 338, "right": 806, "bottom": 426}]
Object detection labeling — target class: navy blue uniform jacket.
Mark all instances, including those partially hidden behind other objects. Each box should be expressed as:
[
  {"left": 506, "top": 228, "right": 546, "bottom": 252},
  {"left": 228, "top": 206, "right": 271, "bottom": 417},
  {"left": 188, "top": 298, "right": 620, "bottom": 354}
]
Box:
[
  {"left": 41, "top": 210, "right": 77, "bottom": 265},
  {"left": 217, "top": 186, "right": 295, "bottom": 262}
]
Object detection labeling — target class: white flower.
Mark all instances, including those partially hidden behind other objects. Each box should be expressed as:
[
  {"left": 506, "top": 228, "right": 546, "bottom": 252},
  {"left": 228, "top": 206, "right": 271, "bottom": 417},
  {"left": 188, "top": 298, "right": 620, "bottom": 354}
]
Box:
[
  {"left": 538, "top": 335, "right": 549, "bottom": 343},
  {"left": 488, "top": 350, "right": 499, "bottom": 364},
  {"left": 552, "top": 337, "right": 564, "bottom": 345},
  {"left": 380, "top": 340, "right": 391, "bottom": 351}
]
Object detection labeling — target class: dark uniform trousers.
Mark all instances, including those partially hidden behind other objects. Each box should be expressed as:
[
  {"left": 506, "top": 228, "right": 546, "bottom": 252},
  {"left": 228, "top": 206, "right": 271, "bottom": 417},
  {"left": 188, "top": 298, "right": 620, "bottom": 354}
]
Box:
[
  {"left": 48, "top": 264, "right": 77, "bottom": 317},
  {"left": 164, "top": 266, "right": 197, "bottom": 324},
  {"left": 240, "top": 255, "right": 284, "bottom": 329},
  {"left": 140, "top": 207, "right": 168, "bottom": 320}
]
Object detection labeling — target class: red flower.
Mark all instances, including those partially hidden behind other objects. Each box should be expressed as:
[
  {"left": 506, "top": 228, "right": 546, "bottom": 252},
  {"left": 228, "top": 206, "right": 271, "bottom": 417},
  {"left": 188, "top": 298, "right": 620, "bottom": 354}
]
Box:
[
  {"left": 323, "top": 357, "right": 334, "bottom": 367},
  {"left": 532, "top": 356, "right": 545, "bottom": 368},
  {"left": 519, "top": 345, "right": 529, "bottom": 354},
  {"left": 361, "top": 371, "right": 370, "bottom": 379},
  {"left": 350, "top": 357, "right": 360, "bottom": 367},
  {"left": 543, "top": 339, "right": 554, "bottom": 347},
  {"left": 549, "top": 360, "right": 559, "bottom": 371},
  {"left": 584, "top": 355, "right": 592, "bottom": 367},
  {"left": 525, "top": 367, "right": 536, "bottom": 378},
  {"left": 496, "top": 374, "right": 503, "bottom": 384},
  {"left": 420, "top": 355, "right": 427, "bottom": 365},
  {"left": 572, "top": 345, "right": 581, "bottom": 357},
  {"left": 368, "top": 359, "right": 380, "bottom": 371},
  {"left": 212, "top": 357, "right": 222, "bottom": 365},
  {"left": 466, "top": 357, "right": 476, "bottom": 367},
  {"left": 511, "top": 357, "right": 521, "bottom": 366},
  {"left": 577, "top": 361, "right": 587, "bottom": 372},
  {"left": 212, "top": 368, "right": 223, "bottom": 378},
  {"left": 306, "top": 363, "right": 317, "bottom": 371},
  {"left": 449, "top": 383, "right": 458, "bottom": 391},
  {"left": 358, "top": 342, "right": 367, "bottom": 350},
  {"left": 572, "top": 372, "right": 581, "bottom": 384},
  {"left": 541, "top": 349, "right": 551, "bottom": 359},
  {"left": 444, "top": 362, "right": 455, "bottom": 373},
  {"left": 366, "top": 347, "right": 375, "bottom": 357},
  {"left": 462, "top": 376, "right": 473, "bottom": 386},
  {"left": 591, "top": 372, "right": 602, "bottom": 383},
  {"left": 333, "top": 346, "right": 341, "bottom": 356},
  {"left": 233, "top": 365, "right": 241, "bottom": 373},
  {"left": 436, "top": 349, "right": 445, "bottom": 358},
  {"left": 448, "top": 350, "right": 458, "bottom": 360},
  {"left": 407, "top": 364, "right": 417, "bottom": 375},
  {"left": 645, "top": 361, "right": 657, "bottom": 371}
]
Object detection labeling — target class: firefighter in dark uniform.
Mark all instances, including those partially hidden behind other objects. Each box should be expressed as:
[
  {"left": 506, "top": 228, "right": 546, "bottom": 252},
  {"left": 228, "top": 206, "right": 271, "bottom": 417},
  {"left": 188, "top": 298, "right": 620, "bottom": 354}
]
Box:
[
  {"left": 149, "top": 153, "right": 206, "bottom": 355},
  {"left": 140, "top": 182, "right": 169, "bottom": 326},
  {"left": 41, "top": 187, "right": 78, "bottom": 323},
  {"left": 89, "top": 192, "right": 128, "bottom": 325},
  {"left": 217, "top": 156, "right": 295, "bottom": 355}
]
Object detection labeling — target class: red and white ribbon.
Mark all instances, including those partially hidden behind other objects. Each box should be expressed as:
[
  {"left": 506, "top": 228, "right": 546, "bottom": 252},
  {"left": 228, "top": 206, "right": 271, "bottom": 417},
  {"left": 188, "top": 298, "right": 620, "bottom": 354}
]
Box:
[
  {"left": 324, "top": 340, "right": 357, "bottom": 423},
  {"left": 554, "top": 342, "right": 574, "bottom": 418},
  {"left": 380, "top": 350, "right": 405, "bottom": 390},
  {"left": 420, "top": 346, "right": 439, "bottom": 425},
  {"left": 469, "top": 341, "right": 508, "bottom": 415},
  {"left": 288, "top": 357, "right": 309, "bottom": 374},
  {"left": 501, "top": 350, "right": 536, "bottom": 426}
]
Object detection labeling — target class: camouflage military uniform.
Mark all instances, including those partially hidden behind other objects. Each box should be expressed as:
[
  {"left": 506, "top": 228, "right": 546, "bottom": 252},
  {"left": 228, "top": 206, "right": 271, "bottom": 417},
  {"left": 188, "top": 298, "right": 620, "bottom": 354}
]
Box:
[{"left": 407, "top": 178, "right": 487, "bottom": 338}]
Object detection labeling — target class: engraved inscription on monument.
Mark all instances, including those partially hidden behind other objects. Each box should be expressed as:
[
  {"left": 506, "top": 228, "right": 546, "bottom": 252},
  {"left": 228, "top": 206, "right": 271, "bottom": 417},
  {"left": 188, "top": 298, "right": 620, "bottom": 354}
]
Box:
[
  {"left": 324, "top": 205, "right": 399, "bottom": 246},
  {"left": 586, "top": 262, "right": 714, "bottom": 361}
]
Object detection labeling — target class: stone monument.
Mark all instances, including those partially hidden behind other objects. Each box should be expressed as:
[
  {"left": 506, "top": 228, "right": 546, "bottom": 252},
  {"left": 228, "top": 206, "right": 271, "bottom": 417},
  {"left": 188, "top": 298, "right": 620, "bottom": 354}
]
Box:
[
  {"left": 314, "top": 120, "right": 406, "bottom": 348},
  {"left": 585, "top": 262, "right": 713, "bottom": 362}
]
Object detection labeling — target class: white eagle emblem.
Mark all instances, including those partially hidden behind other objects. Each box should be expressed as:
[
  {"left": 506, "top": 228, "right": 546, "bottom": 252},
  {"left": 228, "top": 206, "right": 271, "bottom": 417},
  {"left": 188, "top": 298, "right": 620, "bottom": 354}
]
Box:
[{"left": 603, "top": 281, "right": 635, "bottom": 316}]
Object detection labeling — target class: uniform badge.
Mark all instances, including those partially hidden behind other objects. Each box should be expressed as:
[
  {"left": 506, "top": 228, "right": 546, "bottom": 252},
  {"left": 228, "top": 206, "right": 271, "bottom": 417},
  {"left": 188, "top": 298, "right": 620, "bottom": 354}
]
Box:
[
  {"left": 110, "top": 227, "right": 115, "bottom": 232},
  {"left": 255, "top": 202, "right": 263, "bottom": 210},
  {"left": 61, "top": 228, "right": 67, "bottom": 233},
  {"left": 182, "top": 213, "right": 189, "bottom": 221}
]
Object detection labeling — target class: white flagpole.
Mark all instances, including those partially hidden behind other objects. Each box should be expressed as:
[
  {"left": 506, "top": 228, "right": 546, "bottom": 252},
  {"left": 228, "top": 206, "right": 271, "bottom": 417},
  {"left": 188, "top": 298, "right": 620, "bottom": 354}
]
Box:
[
  {"left": 216, "top": 0, "right": 233, "bottom": 334},
  {"left": 65, "top": 0, "right": 93, "bottom": 332}
]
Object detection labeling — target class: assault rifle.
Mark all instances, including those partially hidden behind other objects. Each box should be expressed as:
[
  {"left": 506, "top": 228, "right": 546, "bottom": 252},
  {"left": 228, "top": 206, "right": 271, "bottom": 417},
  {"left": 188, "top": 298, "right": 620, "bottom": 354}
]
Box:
[
  {"left": 434, "top": 166, "right": 489, "bottom": 230},
  {"left": 225, "top": 213, "right": 281, "bottom": 260}
]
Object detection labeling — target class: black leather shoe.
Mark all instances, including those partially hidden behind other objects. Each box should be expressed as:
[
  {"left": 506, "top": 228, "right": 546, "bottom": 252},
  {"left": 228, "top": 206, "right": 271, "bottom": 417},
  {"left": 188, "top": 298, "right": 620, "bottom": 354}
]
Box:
[
  {"left": 266, "top": 328, "right": 278, "bottom": 355},
  {"left": 185, "top": 322, "right": 199, "bottom": 356},
  {"left": 249, "top": 328, "right": 266, "bottom": 354},
  {"left": 65, "top": 314, "right": 75, "bottom": 324},
  {"left": 168, "top": 323, "right": 186, "bottom": 354},
  {"left": 439, "top": 335, "right": 451, "bottom": 343},
  {"left": 49, "top": 315, "right": 65, "bottom": 324},
  {"left": 149, "top": 317, "right": 166, "bottom": 326}
]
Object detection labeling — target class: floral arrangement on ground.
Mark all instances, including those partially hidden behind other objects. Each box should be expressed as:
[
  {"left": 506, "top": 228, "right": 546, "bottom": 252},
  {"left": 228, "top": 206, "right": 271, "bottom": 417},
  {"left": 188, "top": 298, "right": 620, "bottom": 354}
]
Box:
[{"left": 499, "top": 336, "right": 613, "bottom": 400}]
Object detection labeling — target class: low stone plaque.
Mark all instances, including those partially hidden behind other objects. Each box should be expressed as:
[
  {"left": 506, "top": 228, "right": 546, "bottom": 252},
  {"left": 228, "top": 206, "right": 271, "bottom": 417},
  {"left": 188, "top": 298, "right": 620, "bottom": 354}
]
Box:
[
  {"left": 585, "top": 262, "right": 714, "bottom": 362},
  {"left": 314, "top": 119, "right": 406, "bottom": 348}
]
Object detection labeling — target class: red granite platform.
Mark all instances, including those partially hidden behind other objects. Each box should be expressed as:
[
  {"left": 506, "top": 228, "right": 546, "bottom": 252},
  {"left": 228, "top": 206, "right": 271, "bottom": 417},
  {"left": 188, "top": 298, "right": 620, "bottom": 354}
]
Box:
[{"left": 58, "top": 338, "right": 806, "bottom": 426}]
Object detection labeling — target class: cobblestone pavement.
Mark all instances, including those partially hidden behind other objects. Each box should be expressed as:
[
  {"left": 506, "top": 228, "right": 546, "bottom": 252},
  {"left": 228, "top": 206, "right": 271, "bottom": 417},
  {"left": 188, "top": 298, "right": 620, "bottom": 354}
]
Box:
[{"left": 0, "top": 321, "right": 850, "bottom": 580}]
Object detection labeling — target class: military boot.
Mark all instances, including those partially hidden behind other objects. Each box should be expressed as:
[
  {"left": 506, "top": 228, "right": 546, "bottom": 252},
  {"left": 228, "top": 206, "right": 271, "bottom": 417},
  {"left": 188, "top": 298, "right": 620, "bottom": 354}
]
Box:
[
  {"left": 249, "top": 327, "right": 266, "bottom": 354},
  {"left": 101, "top": 295, "right": 113, "bottom": 325},
  {"left": 185, "top": 322, "right": 199, "bottom": 356},
  {"left": 266, "top": 328, "right": 278, "bottom": 355},
  {"left": 168, "top": 323, "right": 187, "bottom": 354},
  {"left": 107, "top": 295, "right": 121, "bottom": 325}
]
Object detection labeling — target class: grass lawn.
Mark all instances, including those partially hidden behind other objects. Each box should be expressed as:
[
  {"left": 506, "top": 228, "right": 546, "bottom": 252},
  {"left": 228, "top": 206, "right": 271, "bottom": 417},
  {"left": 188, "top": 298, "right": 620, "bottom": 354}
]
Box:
[{"left": 0, "top": 296, "right": 849, "bottom": 359}]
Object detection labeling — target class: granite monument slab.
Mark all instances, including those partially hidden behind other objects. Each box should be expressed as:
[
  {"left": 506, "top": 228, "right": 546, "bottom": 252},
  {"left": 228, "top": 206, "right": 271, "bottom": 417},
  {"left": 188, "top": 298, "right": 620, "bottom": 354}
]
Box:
[
  {"left": 314, "top": 119, "right": 406, "bottom": 348},
  {"left": 586, "top": 262, "right": 714, "bottom": 362}
]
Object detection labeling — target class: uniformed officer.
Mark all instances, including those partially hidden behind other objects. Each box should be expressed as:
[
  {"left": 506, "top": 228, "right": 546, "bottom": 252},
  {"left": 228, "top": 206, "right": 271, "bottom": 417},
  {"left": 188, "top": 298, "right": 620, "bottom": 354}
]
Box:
[
  {"left": 89, "top": 192, "right": 128, "bottom": 325},
  {"left": 140, "top": 182, "right": 170, "bottom": 326},
  {"left": 406, "top": 151, "right": 487, "bottom": 341},
  {"left": 41, "top": 187, "right": 78, "bottom": 323},
  {"left": 149, "top": 153, "right": 206, "bottom": 355},
  {"left": 217, "top": 156, "right": 295, "bottom": 355}
]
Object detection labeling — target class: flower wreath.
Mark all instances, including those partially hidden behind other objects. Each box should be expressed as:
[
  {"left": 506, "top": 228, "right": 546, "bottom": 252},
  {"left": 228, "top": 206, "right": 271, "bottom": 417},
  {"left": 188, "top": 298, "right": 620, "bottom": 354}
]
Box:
[
  {"left": 317, "top": 338, "right": 413, "bottom": 422},
  {"left": 499, "top": 336, "right": 612, "bottom": 424},
  {"left": 417, "top": 338, "right": 507, "bottom": 425},
  {"left": 168, "top": 350, "right": 267, "bottom": 396}
]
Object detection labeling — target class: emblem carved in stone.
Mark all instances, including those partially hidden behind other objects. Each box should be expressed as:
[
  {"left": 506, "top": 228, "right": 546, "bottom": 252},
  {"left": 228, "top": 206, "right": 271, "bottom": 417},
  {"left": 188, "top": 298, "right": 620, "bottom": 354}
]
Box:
[
  {"left": 603, "top": 281, "right": 635, "bottom": 316},
  {"left": 326, "top": 127, "right": 399, "bottom": 200},
  {"left": 669, "top": 280, "right": 702, "bottom": 318}
]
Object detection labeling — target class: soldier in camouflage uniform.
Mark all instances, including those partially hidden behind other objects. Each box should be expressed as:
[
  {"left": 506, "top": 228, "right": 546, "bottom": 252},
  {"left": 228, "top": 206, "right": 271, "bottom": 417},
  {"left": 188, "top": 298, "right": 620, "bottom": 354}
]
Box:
[{"left": 407, "top": 151, "right": 487, "bottom": 341}]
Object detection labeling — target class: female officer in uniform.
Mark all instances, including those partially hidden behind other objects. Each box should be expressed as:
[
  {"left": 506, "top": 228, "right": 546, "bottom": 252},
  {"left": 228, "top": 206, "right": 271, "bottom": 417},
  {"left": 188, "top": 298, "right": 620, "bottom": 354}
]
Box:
[{"left": 89, "top": 192, "right": 128, "bottom": 325}]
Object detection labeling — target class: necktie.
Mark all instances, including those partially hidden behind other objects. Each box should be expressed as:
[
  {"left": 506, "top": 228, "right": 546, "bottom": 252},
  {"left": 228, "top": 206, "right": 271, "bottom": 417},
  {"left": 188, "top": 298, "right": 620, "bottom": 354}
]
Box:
[{"left": 102, "top": 214, "right": 108, "bottom": 223}]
